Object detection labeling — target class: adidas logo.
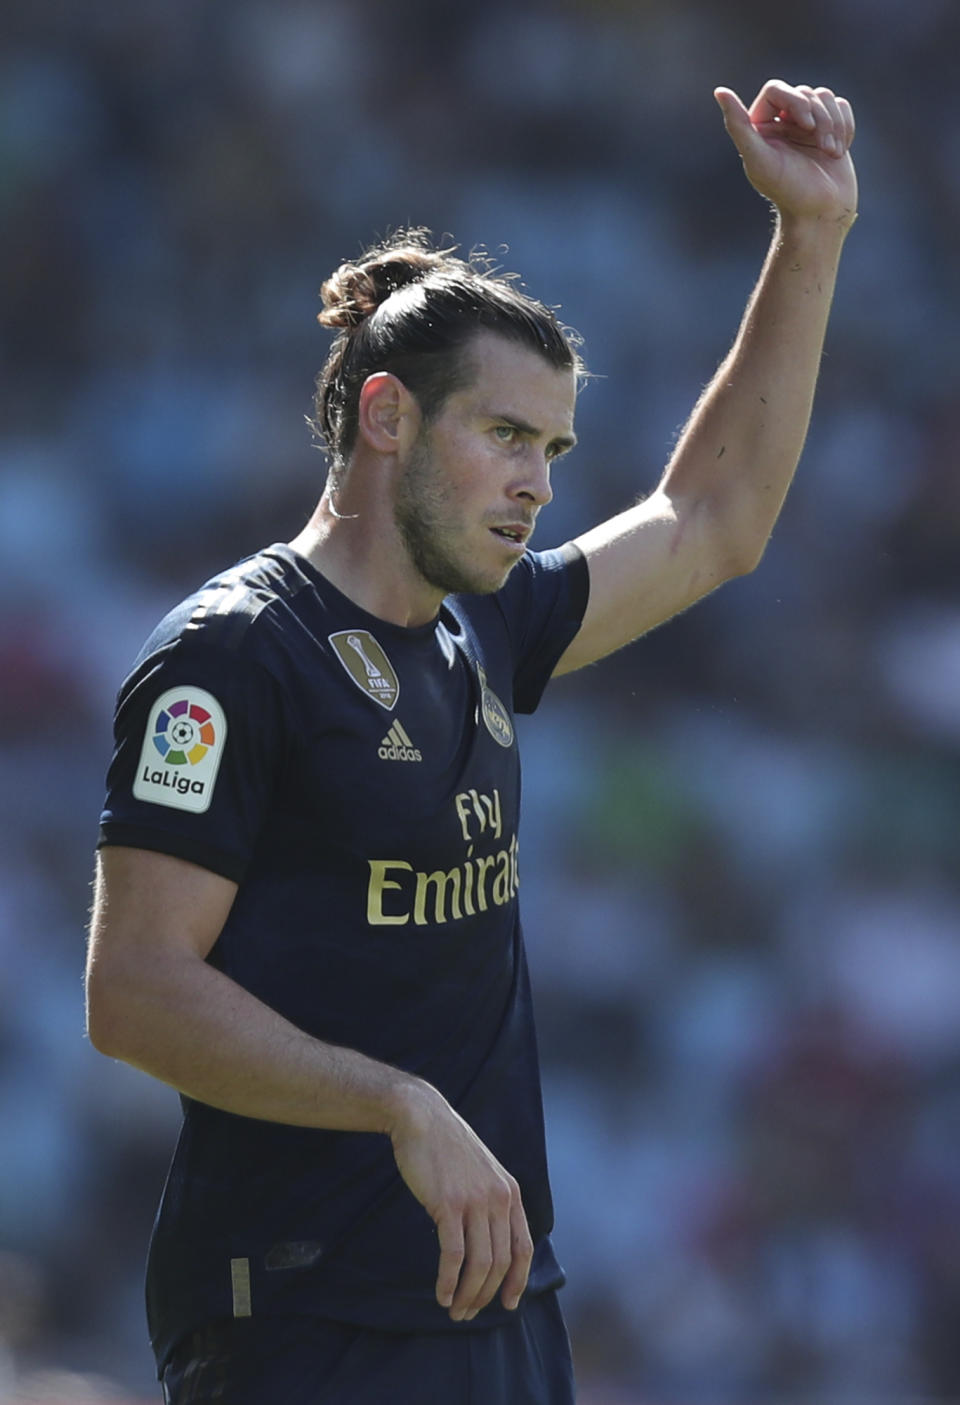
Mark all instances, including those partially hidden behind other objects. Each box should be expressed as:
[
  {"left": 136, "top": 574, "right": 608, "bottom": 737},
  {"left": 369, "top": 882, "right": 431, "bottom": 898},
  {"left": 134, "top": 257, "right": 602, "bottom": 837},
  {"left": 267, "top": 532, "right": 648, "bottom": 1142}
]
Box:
[{"left": 378, "top": 719, "right": 422, "bottom": 762}]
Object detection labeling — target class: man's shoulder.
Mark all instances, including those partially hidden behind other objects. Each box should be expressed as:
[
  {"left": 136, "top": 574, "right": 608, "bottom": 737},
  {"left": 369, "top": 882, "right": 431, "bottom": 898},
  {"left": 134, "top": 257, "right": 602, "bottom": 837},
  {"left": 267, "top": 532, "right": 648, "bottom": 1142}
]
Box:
[{"left": 137, "top": 543, "right": 318, "bottom": 664}]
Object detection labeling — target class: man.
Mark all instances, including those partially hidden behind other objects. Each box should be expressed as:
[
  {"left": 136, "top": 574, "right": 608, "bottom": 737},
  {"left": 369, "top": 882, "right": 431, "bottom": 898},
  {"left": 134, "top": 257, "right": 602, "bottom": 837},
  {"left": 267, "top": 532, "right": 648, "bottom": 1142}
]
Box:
[{"left": 86, "top": 79, "right": 857, "bottom": 1403}]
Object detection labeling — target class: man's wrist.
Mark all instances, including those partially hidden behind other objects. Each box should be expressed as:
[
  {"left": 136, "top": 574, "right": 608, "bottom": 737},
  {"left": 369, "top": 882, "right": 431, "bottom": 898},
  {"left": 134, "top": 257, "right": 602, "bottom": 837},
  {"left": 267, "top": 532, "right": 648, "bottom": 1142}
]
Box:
[
  {"left": 381, "top": 1071, "right": 447, "bottom": 1141},
  {"left": 775, "top": 205, "right": 858, "bottom": 246}
]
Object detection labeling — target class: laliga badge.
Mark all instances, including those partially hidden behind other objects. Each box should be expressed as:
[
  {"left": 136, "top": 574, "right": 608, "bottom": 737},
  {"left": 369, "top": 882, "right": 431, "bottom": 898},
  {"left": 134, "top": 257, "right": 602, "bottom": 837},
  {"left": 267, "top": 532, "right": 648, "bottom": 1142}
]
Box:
[
  {"left": 477, "top": 665, "right": 514, "bottom": 749},
  {"left": 133, "top": 686, "right": 227, "bottom": 814}
]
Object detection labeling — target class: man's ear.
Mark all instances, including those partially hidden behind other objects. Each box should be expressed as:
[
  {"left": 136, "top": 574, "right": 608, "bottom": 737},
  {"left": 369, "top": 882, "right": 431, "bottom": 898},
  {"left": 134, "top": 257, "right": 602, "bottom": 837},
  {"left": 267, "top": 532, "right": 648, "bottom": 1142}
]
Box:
[{"left": 356, "top": 372, "right": 420, "bottom": 455}]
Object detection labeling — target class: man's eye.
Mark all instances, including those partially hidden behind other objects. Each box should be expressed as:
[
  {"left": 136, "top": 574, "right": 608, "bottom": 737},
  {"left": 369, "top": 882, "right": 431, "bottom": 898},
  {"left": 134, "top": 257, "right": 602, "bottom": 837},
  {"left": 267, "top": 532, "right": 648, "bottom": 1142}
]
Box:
[{"left": 494, "top": 425, "right": 517, "bottom": 443}]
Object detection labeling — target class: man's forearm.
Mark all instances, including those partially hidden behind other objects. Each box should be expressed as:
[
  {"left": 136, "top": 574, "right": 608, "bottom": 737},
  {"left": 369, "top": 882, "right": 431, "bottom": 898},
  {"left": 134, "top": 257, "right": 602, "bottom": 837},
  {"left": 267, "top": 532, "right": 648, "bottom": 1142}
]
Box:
[
  {"left": 89, "top": 943, "right": 426, "bottom": 1136},
  {"left": 661, "top": 210, "right": 853, "bottom": 572}
]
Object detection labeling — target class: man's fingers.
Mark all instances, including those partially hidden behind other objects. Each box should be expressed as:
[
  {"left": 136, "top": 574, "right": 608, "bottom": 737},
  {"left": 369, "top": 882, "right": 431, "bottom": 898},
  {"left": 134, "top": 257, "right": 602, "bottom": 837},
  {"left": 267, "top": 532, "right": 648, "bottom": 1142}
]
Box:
[
  {"left": 795, "top": 85, "right": 850, "bottom": 158},
  {"left": 720, "top": 80, "right": 855, "bottom": 164},
  {"left": 463, "top": 1188, "right": 514, "bottom": 1320},
  {"left": 814, "top": 87, "right": 843, "bottom": 132},
  {"left": 436, "top": 1177, "right": 529, "bottom": 1322},
  {"left": 714, "top": 86, "right": 749, "bottom": 131},
  {"left": 837, "top": 95, "right": 856, "bottom": 151},
  {"left": 714, "top": 87, "right": 765, "bottom": 160},
  {"left": 748, "top": 78, "right": 817, "bottom": 131},
  {"left": 449, "top": 1211, "right": 495, "bottom": 1320},
  {"left": 500, "top": 1193, "right": 535, "bottom": 1312},
  {"left": 812, "top": 87, "right": 845, "bottom": 156},
  {"left": 795, "top": 85, "right": 835, "bottom": 149},
  {"left": 434, "top": 1210, "right": 465, "bottom": 1311}
]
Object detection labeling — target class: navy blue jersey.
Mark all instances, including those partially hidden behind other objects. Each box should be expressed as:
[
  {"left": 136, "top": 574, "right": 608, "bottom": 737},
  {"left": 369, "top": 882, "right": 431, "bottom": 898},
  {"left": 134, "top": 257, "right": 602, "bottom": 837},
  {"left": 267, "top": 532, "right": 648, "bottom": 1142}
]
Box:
[{"left": 98, "top": 542, "right": 589, "bottom": 1372}]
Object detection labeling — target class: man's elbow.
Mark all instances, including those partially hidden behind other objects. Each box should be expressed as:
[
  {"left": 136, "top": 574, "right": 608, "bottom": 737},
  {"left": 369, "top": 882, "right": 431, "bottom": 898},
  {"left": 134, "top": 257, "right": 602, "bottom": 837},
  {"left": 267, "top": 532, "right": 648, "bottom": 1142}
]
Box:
[
  {"left": 694, "top": 494, "right": 772, "bottom": 587},
  {"left": 709, "top": 534, "right": 766, "bottom": 587},
  {"left": 85, "top": 963, "right": 136, "bottom": 1060},
  {"left": 85, "top": 988, "right": 121, "bottom": 1059},
  {"left": 719, "top": 505, "right": 777, "bottom": 579},
  {"left": 727, "top": 537, "right": 769, "bottom": 579},
  {"left": 726, "top": 490, "right": 787, "bottom": 578}
]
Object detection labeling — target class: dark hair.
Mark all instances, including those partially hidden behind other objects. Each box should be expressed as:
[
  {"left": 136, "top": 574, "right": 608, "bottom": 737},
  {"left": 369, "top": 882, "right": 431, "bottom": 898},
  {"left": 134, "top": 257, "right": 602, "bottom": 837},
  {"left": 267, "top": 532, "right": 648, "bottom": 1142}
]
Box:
[{"left": 310, "top": 228, "right": 583, "bottom": 473}]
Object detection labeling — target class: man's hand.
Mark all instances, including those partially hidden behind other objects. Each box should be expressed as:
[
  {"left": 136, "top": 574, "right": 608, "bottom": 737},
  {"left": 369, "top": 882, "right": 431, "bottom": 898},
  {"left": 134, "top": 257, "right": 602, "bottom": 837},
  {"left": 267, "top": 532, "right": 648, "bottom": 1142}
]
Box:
[
  {"left": 388, "top": 1082, "right": 533, "bottom": 1322},
  {"left": 715, "top": 79, "right": 857, "bottom": 227}
]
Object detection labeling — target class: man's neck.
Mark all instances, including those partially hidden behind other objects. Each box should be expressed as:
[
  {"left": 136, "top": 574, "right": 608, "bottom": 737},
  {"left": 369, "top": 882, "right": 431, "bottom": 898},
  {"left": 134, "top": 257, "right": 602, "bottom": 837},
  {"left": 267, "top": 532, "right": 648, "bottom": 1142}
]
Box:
[{"left": 289, "top": 495, "right": 445, "bottom": 630}]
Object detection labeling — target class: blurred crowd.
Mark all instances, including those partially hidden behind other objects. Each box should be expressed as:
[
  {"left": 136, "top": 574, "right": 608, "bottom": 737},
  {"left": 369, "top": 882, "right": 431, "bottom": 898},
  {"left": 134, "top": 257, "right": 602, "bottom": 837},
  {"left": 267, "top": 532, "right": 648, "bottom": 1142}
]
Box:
[{"left": 2, "top": 0, "right": 960, "bottom": 1400}]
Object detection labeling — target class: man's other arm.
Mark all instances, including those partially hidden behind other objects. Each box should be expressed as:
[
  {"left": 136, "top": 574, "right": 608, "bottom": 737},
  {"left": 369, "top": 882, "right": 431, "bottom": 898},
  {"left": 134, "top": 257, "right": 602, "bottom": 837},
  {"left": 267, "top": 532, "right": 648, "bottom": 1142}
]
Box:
[
  {"left": 86, "top": 845, "right": 533, "bottom": 1321},
  {"left": 555, "top": 79, "right": 857, "bottom": 674}
]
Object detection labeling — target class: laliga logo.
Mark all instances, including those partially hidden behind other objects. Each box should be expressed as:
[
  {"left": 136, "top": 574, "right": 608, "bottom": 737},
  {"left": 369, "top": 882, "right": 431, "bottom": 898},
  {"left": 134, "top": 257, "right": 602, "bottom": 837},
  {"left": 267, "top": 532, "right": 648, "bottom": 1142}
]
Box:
[
  {"left": 153, "top": 698, "right": 217, "bottom": 765},
  {"left": 135, "top": 685, "right": 227, "bottom": 814}
]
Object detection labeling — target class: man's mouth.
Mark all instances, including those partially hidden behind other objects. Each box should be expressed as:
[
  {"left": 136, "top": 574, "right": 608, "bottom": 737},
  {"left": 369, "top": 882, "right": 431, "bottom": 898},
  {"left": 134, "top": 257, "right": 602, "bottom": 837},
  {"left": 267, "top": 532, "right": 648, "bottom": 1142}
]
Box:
[{"left": 490, "top": 525, "right": 530, "bottom": 544}]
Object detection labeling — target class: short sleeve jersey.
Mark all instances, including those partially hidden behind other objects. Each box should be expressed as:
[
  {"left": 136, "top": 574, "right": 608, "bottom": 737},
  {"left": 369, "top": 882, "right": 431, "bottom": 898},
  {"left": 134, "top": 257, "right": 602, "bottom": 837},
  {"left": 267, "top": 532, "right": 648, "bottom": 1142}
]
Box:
[{"left": 98, "top": 541, "right": 589, "bottom": 1371}]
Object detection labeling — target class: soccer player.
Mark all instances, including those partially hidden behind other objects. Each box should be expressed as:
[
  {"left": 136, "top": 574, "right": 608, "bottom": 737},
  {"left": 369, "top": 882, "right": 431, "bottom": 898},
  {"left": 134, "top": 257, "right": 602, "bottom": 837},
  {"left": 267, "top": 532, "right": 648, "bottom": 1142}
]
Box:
[{"left": 86, "top": 79, "right": 856, "bottom": 1404}]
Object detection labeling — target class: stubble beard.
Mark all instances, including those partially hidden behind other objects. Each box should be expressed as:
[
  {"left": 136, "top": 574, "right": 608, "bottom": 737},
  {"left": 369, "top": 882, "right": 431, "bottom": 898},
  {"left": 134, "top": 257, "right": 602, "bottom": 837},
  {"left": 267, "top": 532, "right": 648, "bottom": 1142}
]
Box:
[{"left": 394, "top": 434, "right": 513, "bottom": 598}]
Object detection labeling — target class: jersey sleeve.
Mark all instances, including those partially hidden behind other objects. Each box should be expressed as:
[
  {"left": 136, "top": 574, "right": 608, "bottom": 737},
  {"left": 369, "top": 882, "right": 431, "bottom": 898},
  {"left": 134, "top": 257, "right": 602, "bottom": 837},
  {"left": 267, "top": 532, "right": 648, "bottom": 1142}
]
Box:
[
  {"left": 98, "top": 636, "right": 288, "bottom": 884},
  {"left": 495, "top": 542, "right": 590, "bottom": 714}
]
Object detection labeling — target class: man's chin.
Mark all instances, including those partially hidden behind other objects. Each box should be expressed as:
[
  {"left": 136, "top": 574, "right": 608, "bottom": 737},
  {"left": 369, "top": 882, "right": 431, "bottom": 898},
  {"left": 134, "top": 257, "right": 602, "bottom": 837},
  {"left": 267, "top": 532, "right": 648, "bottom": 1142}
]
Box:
[
  {"left": 406, "top": 530, "right": 525, "bottom": 598},
  {"left": 418, "top": 552, "right": 521, "bottom": 599},
  {"left": 451, "top": 558, "right": 521, "bottom": 598}
]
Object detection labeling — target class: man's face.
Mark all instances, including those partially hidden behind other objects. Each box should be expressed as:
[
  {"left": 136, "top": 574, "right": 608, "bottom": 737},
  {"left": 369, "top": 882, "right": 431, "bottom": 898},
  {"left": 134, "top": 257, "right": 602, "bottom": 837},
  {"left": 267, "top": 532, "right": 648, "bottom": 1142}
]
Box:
[{"left": 393, "top": 332, "right": 577, "bottom": 597}]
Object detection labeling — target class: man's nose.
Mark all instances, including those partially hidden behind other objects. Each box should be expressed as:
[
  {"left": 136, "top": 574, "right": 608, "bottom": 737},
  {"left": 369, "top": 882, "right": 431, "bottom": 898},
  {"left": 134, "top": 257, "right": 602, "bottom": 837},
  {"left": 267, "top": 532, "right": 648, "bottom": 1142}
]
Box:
[{"left": 513, "top": 452, "right": 553, "bottom": 507}]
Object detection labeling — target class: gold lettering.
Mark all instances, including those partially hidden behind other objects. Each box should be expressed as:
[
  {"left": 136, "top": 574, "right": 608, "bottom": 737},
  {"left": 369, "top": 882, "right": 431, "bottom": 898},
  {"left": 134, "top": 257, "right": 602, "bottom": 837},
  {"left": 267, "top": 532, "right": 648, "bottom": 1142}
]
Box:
[
  {"left": 474, "top": 855, "right": 496, "bottom": 912},
  {"left": 463, "top": 857, "right": 475, "bottom": 916},
  {"left": 366, "top": 860, "right": 412, "bottom": 925},
  {"left": 492, "top": 849, "right": 512, "bottom": 906},
  {"left": 414, "top": 868, "right": 463, "bottom": 926},
  {"left": 454, "top": 788, "right": 503, "bottom": 843},
  {"left": 482, "top": 790, "right": 502, "bottom": 840},
  {"left": 468, "top": 788, "right": 486, "bottom": 834},
  {"left": 454, "top": 793, "right": 473, "bottom": 843},
  {"left": 366, "top": 840, "right": 517, "bottom": 928}
]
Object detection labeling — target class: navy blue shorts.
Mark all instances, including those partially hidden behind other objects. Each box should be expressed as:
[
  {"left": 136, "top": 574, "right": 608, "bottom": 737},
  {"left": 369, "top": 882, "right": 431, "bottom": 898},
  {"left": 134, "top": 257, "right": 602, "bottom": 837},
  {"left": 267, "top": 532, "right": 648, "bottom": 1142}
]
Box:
[{"left": 160, "top": 1291, "right": 576, "bottom": 1404}]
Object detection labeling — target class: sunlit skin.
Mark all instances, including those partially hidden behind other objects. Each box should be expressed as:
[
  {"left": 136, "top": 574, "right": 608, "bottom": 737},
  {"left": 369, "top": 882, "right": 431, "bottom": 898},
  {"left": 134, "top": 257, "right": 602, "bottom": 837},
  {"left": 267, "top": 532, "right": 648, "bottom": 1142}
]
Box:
[
  {"left": 292, "top": 331, "right": 578, "bottom": 624},
  {"left": 393, "top": 334, "right": 578, "bottom": 599}
]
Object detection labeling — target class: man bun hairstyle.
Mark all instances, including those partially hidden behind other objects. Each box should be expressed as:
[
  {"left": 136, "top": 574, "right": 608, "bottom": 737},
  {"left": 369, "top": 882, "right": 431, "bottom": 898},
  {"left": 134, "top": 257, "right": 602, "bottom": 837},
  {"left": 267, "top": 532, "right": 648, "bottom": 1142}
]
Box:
[
  {"left": 311, "top": 228, "right": 583, "bottom": 474},
  {"left": 317, "top": 241, "right": 447, "bottom": 331}
]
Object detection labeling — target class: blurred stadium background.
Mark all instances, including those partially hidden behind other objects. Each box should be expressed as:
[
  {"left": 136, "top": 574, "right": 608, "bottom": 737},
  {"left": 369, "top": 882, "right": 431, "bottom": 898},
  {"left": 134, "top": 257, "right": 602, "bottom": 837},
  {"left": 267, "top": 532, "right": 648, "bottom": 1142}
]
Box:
[{"left": 3, "top": 0, "right": 960, "bottom": 1400}]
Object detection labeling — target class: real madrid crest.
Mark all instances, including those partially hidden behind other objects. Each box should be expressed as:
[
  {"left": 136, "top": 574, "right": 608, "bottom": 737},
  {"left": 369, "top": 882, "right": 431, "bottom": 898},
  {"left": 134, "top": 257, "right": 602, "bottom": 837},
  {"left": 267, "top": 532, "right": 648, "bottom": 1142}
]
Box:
[
  {"left": 477, "top": 665, "right": 514, "bottom": 749},
  {"left": 329, "top": 630, "right": 399, "bottom": 711}
]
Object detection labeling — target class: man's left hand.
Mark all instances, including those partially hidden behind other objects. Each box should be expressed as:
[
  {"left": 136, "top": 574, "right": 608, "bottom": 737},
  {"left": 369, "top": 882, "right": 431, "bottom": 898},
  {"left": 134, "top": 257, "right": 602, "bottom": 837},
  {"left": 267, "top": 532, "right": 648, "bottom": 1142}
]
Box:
[{"left": 715, "top": 79, "right": 858, "bottom": 226}]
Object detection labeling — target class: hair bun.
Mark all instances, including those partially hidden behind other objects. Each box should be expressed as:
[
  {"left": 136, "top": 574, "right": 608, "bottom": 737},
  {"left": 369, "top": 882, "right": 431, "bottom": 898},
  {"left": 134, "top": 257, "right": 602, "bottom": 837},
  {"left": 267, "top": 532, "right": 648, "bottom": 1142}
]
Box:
[{"left": 318, "top": 231, "right": 452, "bottom": 330}]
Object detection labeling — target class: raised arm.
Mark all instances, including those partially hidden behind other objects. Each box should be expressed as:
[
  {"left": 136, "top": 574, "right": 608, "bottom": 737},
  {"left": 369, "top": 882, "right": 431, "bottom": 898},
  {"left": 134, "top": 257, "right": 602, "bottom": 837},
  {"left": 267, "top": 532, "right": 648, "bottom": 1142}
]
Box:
[
  {"left": 86, "top": 846, "right": 532, "bottom": 1321},
  {"left": 555, "top": 79, "right": 858, "bottom": 674}
]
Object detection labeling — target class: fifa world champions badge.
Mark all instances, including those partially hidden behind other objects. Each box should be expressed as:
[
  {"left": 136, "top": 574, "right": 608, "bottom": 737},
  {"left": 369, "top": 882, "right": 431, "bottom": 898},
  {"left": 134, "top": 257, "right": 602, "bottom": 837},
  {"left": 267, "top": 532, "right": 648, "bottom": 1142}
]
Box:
[
  {"left": 329, "top": 630, "right": 400, "bottom": 711},
  {"left": 133, "top": 686, "right": 228, "bottom": 813}
]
